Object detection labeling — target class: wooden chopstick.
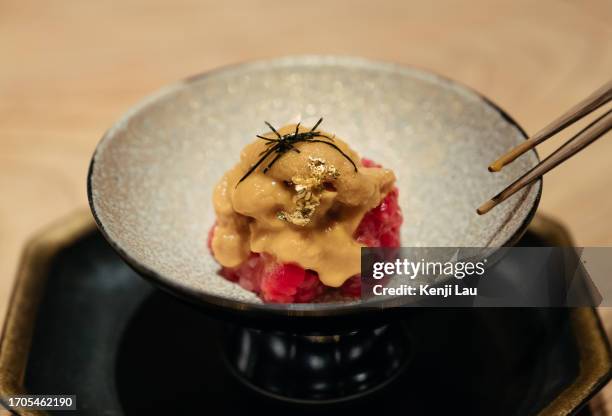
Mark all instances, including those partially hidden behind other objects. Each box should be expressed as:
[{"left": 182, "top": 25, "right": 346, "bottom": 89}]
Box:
[
  {"left": 488, "top": 79, "right": 612, "bottom": 172},
  {"left": 477, "top": 108, "right": 612, "bottom": 215}
]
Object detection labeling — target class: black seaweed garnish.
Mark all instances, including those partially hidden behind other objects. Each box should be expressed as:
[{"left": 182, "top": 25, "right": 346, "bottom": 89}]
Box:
[{"left": 236, "top": 118, "right": 358, "bottom": 187}]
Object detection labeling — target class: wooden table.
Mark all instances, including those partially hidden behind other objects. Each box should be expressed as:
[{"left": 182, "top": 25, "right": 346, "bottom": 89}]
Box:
[{"left": 1, "top": 0, "right": 611, "bottom": 413}]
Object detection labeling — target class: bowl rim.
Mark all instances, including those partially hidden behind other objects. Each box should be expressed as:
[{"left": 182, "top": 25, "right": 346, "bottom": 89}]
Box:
[{"left": 87, "top": 54, "right": 542, "bottom": 317}]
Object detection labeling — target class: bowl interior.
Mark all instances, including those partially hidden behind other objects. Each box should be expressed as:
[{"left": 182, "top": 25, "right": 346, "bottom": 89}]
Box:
[{"left": 89, "top": 56, "right": 540, "bottom": 309}]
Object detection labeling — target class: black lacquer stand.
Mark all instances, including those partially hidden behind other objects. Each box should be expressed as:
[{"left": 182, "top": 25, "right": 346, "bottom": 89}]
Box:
[
  {"left": 1, "top": 214, "right": 609, "bottom": 415},
  {"left": 221, "top": 323, "right": 411, "bottom": 403}
]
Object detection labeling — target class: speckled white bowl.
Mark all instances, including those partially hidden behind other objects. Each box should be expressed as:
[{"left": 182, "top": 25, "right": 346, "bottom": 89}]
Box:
[{"left": 88, "top": 56, "right": 541, "bottom": 313}]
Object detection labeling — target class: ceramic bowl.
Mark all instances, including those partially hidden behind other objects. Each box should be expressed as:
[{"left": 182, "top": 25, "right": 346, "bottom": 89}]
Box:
[{"left": 88, "top": 56, "right": 541, "bottom": 317}]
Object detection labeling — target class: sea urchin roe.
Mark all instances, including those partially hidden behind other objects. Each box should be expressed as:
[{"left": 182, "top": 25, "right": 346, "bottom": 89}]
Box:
[{"left": 211, "top": 123, "right": 396, "bottom": 287}]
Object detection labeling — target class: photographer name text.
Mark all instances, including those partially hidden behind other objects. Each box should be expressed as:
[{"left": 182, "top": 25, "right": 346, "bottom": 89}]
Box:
[{"left": 372, "top": 283, "right": 477, "bottom": 297}]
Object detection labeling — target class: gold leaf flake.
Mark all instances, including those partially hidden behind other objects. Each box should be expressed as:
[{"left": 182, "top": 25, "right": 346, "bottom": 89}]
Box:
[{"left": 278, "top": 157, "right": 339, "bottom": 226}]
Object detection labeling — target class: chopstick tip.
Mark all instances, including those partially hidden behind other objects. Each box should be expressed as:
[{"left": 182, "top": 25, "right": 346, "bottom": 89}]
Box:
[
  {"left": 476, "top": 199, "right": 497, "bottom": 215},
  {"left": 488, "top": 163, "right": 502, "bottom": 172}
]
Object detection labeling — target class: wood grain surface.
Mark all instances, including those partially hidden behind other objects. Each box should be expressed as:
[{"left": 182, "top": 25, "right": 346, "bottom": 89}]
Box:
[{"left": 1, "top": 0, "right": 611, "bottom": 413}]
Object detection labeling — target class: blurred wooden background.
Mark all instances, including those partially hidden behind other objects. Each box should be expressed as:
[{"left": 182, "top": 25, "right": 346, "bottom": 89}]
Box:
[{"left": 1, "top": 0, "right": 611, "bottom": 412}]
